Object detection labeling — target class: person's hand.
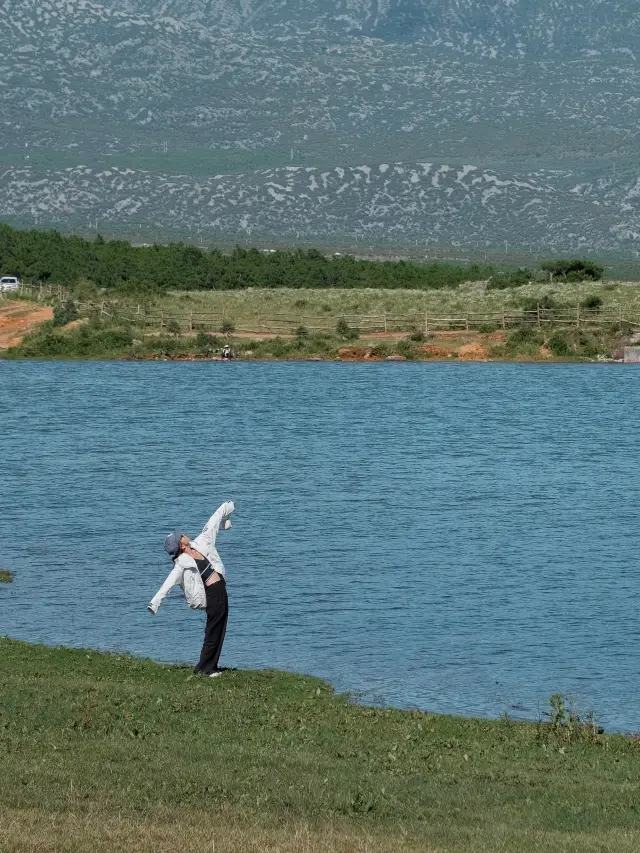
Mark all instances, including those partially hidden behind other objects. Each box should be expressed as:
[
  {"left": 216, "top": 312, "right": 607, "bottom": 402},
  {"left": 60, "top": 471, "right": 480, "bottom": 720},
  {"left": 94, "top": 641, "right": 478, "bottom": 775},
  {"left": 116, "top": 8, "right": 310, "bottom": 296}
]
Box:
[{"left": 147, "top": 603, "right": 157, "bottom": 615}]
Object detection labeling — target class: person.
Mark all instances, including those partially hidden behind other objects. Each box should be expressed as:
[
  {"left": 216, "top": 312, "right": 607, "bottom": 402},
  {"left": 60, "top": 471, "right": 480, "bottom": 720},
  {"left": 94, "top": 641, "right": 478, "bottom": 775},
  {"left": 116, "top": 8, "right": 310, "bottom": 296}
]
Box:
[
  {"left": 221, "top": 344, "right": 234, "bottom": 360},
  {"left": 148, "top": 501, "right": 235, "bottom": 677}
]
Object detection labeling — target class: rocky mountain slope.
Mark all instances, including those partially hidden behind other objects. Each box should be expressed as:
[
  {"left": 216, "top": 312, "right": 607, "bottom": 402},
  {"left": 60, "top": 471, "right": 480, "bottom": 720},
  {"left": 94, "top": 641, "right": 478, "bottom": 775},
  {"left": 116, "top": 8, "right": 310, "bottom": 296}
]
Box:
[{"left": 0, "top": 0, "right": 639, "bottom": 251}]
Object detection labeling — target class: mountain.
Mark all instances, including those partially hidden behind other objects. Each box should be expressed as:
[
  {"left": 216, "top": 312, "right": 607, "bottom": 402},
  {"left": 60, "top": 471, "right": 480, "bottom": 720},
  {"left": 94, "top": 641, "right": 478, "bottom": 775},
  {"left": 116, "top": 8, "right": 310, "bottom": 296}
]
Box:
[{"left": 0, "top": 0, "right": 639, "bottom": 252}]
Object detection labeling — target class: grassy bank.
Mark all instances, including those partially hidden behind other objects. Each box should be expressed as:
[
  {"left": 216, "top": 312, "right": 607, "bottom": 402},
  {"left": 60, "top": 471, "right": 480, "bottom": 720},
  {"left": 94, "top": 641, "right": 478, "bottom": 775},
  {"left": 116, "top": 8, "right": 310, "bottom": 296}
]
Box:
[
  {"left": 0, "top": 639, "right": 639, "bottom": 853},
  {"left": 1, "top": 314, "right": 632, "bottom": 362}
]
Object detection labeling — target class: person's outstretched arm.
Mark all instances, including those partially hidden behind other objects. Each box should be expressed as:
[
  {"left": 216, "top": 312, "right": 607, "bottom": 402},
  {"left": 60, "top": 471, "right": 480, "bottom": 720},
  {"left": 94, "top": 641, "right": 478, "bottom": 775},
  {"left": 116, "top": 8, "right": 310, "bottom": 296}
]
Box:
[
  {"left": 193, "top": 501, "right": 235, "bottom": 553},
  {"left": 147, "top": 564, "right": 182, "bottom": 614}
]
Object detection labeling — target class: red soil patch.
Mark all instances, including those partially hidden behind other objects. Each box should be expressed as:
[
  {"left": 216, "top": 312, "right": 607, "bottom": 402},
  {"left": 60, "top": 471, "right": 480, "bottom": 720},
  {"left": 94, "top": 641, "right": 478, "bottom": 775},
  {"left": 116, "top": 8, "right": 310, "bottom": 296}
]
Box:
[
  {"left": 419, "top": 344, "right": 456, "bottom": 358},
  {"left": 0, "top": 301, "right": 53, "bottom": 348},
  {"left": 457, "top": 343, "right": 489, "bottom": 361},
  {"left": 338, "top": 346, "right": 382, "bottom": 360}
]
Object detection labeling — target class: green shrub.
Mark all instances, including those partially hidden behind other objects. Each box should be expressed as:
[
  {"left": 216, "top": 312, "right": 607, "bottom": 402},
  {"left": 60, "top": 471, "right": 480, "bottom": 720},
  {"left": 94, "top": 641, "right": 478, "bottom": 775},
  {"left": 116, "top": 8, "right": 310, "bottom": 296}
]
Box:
[
  {"left": 487, "top": 268, "right": 533, "bottom": 290},
  {"left": 580, "top": 294, "right": 603, "bottom": 311},
  {"left": 521, "top": 294, "right": 559, "bottom": 312},
  {"left": 506, "top": 326, "right": 543, "bottom": 350},
  {"left": 195, "top": 331, "right": 220, "bottom": 355},
  {"left": 395, "top": 339, "right": 416, "bottom": 359},
  {"left": 295, "top": 325, "right": 309, "bottom": 340},
  {"left": 408, "top": 330, "right": 425, "bottom": 342},
  {"left": 52, "top": 300, "right": 78, "bottom": 327},
  {"left": 547, "top": 330, "right": 571, "bottom": 356},
  {"left": 220, "top": 320, "right": 236, "bottom": 334},
  {"left": 540, "top": 259, "right": 604, "bottom": 282},
  {"left": 165, "top": 319, "right": 181, "bottom": 336},
  {"left": 336, "top": 319, "right": 359, "bottom": 341}
]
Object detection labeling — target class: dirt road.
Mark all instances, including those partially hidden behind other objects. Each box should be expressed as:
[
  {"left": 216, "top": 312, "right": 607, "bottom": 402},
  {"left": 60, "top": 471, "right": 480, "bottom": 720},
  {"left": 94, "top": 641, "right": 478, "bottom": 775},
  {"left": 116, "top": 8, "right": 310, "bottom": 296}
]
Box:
[{"left": 0, "top": 300, "right": 53, "bottom": 348}]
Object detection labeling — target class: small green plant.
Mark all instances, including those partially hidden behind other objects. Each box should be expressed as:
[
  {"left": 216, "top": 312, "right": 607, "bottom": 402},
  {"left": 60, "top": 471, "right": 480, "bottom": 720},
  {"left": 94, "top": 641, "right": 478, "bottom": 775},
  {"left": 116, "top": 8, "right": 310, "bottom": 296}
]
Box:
[
  {"left": 540, "top": 693, "right": 601, "bottom": 746},
  {"left": 165, "top": 319, "right": 181, "bottom": 336},
  {"left": 220, "top": 320, "right": 236, "bottom": 334},
  {"left": 293, "top": 298, "right": 308, "bottom": 308},
  {"left": 295, "top": 325, "right": 309, "bottom": 340},
  {"left": 408, "top": 330, "right": 425, "bottom": 342}
]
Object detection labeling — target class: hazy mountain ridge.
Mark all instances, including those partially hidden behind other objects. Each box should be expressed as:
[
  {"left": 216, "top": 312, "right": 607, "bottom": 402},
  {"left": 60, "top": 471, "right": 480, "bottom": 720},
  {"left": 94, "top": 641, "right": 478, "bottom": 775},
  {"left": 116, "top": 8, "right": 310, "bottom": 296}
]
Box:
[
  {"left": 3, "top": 160, "right": 639, "bottom": 251},
  {"left": 1, "top": 0, "right": 639, "bottom": 250},
  {"left": 113, "top": 0, "right": 639, "bottom": 55}
]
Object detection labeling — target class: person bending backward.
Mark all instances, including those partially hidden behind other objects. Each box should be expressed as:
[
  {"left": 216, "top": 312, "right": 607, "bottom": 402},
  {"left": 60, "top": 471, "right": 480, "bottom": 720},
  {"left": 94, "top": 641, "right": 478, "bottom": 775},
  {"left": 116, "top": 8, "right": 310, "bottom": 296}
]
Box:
[{"left": 148, "top": 501, "right": 235, "bottom": 677}]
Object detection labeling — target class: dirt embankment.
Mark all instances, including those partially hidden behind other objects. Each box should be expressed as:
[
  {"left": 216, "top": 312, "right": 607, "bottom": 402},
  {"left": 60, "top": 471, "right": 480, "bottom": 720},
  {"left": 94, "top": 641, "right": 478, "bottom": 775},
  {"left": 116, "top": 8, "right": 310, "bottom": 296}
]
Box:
[{"left": 0, "top": 301, "right": 53, "bottom": 348}]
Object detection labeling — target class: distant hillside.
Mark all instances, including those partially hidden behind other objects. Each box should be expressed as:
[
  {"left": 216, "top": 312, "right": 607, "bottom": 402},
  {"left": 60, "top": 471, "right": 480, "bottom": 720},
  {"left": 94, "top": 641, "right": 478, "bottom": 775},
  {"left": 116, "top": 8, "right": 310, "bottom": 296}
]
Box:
[
  {"left": 3, "top": 160, "right": 639, "bottom": 251},
  {"left": 0, "top": 1, "right": 639, "bottom": 251}
]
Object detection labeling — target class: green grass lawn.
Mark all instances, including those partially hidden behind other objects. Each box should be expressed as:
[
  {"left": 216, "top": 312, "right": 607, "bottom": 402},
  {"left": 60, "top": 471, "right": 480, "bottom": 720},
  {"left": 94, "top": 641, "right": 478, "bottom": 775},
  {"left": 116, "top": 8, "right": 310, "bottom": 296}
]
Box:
[{"left": 1, "top": 638, "right": 639, "bottom": 852}]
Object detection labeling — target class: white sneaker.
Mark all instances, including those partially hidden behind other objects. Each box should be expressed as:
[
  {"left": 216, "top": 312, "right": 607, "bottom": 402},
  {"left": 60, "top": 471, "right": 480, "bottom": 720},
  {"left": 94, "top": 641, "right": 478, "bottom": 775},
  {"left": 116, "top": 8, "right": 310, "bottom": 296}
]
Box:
[{"left": 208, "top": 670, "right": 222, "bottom": 678}]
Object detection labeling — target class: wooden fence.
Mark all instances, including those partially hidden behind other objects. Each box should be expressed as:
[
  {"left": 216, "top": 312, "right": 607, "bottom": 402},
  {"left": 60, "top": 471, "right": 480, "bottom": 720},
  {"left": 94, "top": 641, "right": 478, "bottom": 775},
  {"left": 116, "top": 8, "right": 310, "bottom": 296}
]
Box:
[
  {"left": 69, "top": 303, "right": 640, "bottom": 336},
  {"left": 13, "top": 284, "right": 640, "bottom": 336}
]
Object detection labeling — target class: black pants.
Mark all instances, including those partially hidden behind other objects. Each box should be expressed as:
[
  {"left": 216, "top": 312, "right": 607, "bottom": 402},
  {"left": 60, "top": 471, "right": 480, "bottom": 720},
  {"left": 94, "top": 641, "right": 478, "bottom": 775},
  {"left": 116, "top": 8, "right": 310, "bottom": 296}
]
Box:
[{"left": 196, "top": 577, "right": 228, "bottom": 674}]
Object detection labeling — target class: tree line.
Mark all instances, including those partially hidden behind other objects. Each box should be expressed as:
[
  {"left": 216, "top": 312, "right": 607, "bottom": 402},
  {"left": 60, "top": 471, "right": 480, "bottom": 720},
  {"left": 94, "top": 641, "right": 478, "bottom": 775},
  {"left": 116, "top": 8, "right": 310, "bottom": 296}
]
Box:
[{"left": 0, "top": 224, "right": 603, "bottom": 292}]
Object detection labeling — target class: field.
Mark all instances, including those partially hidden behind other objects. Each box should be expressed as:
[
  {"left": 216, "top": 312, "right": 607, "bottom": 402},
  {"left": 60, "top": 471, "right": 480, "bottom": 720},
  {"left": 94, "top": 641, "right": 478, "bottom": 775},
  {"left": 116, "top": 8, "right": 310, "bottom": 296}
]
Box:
[
  {"left": 1, "top": 639, "right": 640, "bottom": 853},
  {"left": 87, "top": 279, "right": 640, "bottom": 336}
]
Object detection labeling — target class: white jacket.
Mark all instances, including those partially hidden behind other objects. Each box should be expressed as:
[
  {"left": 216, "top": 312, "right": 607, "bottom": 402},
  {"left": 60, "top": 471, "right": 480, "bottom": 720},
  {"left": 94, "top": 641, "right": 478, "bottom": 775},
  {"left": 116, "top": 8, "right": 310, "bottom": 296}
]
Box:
[{"left": 148, "top": 501, "right": 234, "bottom": 613}]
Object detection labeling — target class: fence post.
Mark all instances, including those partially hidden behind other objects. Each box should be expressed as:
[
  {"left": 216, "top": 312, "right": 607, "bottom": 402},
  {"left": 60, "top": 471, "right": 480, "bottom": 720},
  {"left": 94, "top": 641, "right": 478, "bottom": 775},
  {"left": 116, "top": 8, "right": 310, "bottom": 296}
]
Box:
[
  {"left": 384, "top": 311, "right": 387, "bottom": 333},
  {"left": 502, "top": 311, "right": 506, "bottom": 329},
  {"left": 537, "top": 305, "right": 541, "bottom": 328},
  {"left": 189, "top": 311, "right": 193, "bottom": 333},
  {"left": 160, "top": 310, "right": 164, "bottom": 330},
  {"left": 424, "top": 313, "right": 429, "bottom": 334},
  {"left": 576, "top": 306, "right": 580, "bottom": 328}
]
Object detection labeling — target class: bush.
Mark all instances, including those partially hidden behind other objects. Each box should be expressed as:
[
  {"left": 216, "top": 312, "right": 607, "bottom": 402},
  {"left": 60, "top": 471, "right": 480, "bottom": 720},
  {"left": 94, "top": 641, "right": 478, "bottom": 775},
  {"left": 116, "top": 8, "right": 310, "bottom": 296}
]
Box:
[
  {"left": 165, "top": 319, "right": 181, "bottom": 336},
  {"left": 486, "top": 268, "right": 533, "bottom": 290},
  {"left": 336, "top": 319, "right": 359, "bottom": 341},
  {"left": 506, "top": 326, "right": 543, "bottom": 350},
  {"left": 195, "top": 331, "right": 220, "bottom": 355},
  {"left": 408, "top": 330, "right": 425, "bottom": 342},
  {"left": 580, "top": 294, "right": 603, "bottom": 311},
  {"left": 547, "top": 330, "right": 571, "bottom": 356},
  {"left": 295, "top": 325, "right": 309, "bottom": 340},
  {"left": 52, "top": 300, "right": 78, "bottom": 327},
  {"left": 540, "top": 259, "right": 604, "bottom": 282},
  {"left": 220, "top": 320, "right": 236, "bottom": 334},
  {"left": 521, "top": 294, "right": 559, "bottom": 312}
]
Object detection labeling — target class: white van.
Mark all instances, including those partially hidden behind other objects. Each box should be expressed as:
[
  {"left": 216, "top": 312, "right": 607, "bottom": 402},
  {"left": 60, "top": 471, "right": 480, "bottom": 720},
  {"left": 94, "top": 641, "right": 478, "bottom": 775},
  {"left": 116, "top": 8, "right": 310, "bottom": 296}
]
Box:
[{"left": 0, "top": 276, "right": 21, "bottom": 292}]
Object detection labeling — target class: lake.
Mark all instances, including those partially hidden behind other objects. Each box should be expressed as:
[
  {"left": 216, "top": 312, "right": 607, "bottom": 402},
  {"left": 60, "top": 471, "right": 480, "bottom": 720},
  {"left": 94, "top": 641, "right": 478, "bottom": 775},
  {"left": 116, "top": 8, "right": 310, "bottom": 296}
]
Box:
[{"left": 1, "top": 361, "right": 638, "bottom": 731}]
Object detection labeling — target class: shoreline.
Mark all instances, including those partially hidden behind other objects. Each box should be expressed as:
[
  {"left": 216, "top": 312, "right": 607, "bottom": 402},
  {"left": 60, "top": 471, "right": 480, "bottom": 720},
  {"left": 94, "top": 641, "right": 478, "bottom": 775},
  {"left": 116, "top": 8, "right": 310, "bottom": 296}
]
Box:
[{"left": 0, "top": 635, "right": 628, "bottom": 733}]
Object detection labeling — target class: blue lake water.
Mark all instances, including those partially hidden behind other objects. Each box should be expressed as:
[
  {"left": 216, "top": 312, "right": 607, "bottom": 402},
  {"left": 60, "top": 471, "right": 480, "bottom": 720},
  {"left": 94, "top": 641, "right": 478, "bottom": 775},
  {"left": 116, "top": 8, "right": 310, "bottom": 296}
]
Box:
[{"left": 1, "top": 361, "right": 639, "bottom": 731}]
